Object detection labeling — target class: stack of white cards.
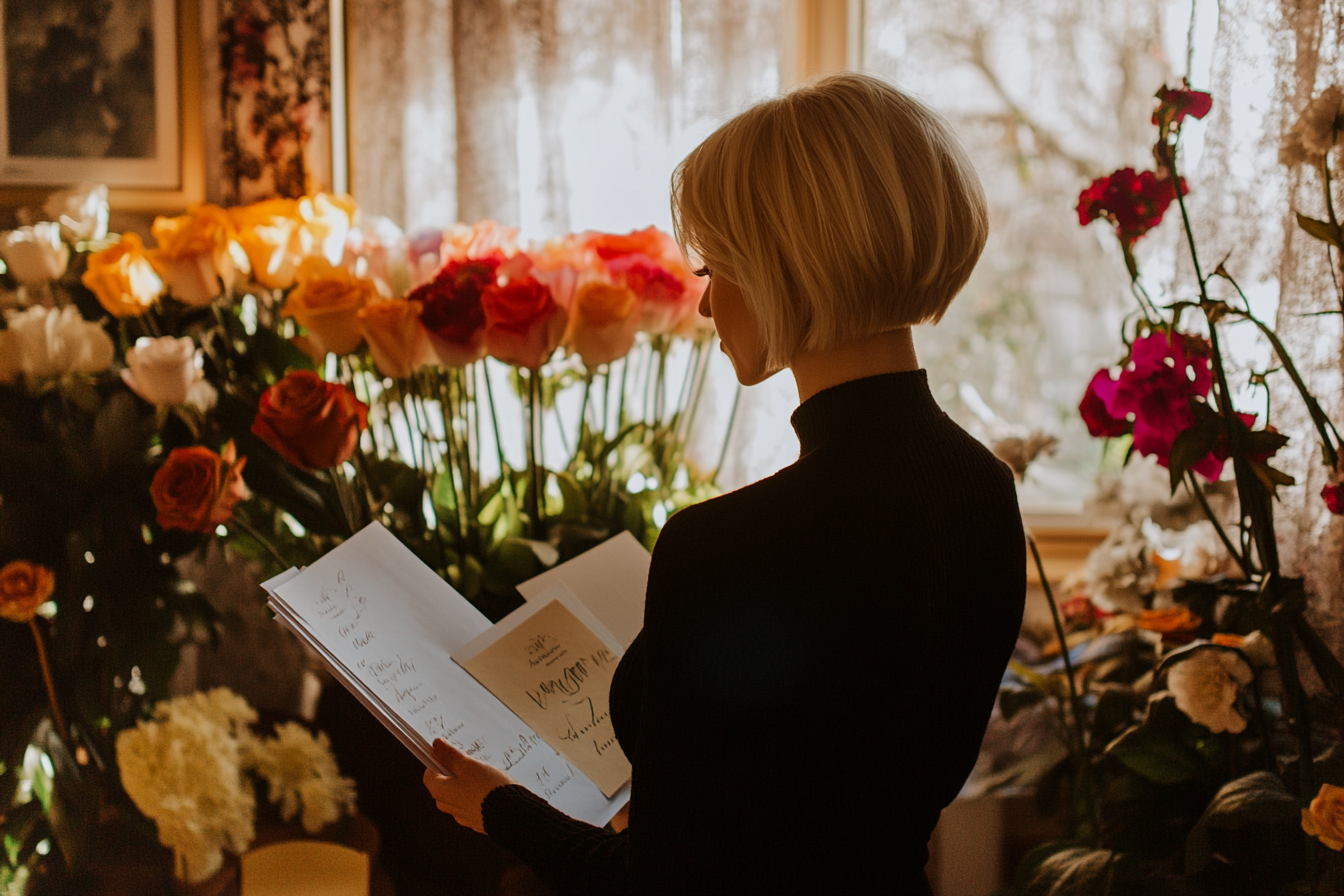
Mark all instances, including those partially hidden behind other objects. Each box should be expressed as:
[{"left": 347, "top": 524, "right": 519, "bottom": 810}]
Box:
[{"left": 262, "top": 521, "right": 651, "bottom": 827}]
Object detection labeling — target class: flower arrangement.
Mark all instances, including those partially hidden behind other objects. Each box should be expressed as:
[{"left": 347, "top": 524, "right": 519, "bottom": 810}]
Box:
[
  {"left": 115, "top": 687, "right": 357, "bottom": 883},
  {"left": 0, "top": 182, "right": 723, "bottom": 882},
  {"left": 995, "top": 85, "right": 1344, "bottom": 894}
]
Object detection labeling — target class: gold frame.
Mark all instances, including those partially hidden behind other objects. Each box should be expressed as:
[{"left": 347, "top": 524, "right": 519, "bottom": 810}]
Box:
[{"left": 0, "top": 0, "right": 205, "bottom": 215}]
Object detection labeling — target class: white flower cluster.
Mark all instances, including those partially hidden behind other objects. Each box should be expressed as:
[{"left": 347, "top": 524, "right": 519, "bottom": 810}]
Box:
[
  {"left": 245, "top": 721, "right": 358, "bottom": 834},
  {"left": 116, "top": 688, "right": 357, "bottom": 883},
  {"left": 116, "top": 689, "right": 259, "bottom": 883}
]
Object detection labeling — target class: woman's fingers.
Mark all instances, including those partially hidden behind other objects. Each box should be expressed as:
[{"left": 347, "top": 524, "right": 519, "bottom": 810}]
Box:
[{"left": 432, "top": 737, "right": 469, "bottom": 771}]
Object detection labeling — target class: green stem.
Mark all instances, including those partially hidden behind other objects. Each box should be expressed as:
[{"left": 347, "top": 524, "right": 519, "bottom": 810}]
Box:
[
  {"left": 527, "top": 371, "right": 542, "bottom": 540},
  {"left": 231, "top": 515, "right": 290, "bottom": 569},
  {"left": 1184, "top": 470, "right": 1253, "bottom": 579},
  {"left": 711, "top": 383, "right": 742, "bottom": 487},
  {"left": 30, "top": 618, "right": 70, "bottom": 746}
]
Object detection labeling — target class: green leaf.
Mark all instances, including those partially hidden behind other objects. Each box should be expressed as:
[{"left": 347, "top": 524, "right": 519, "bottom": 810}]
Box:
[
  {"left": 999, "top": 686, "right": 1048, "bottom": 720},
  {"left": 1296, "top": 211, "right": 1344, "bottom": 249},
  {"left": 1167, "top": 418, "right": 1220, "bottom": 493},
  {"left": 1104, "top": 722, "right": 1206, "bottom": 784},
  {"left": 1184, "top": 771, "right": 1298, "bottom": 875},
  {"left": 554, "top": 472, "right": 588, "bottom": 521}
]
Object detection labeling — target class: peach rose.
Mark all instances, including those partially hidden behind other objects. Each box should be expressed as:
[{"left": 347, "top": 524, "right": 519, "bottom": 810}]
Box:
[
  {"left": 151, "top": 441, "right": 250, "bottom": 533},
  {"left": 440, "top": 220, "right": 520, "bottom": 265},
  {"left": 82, "top": 232, "right": 164, "bottom": 317},
  {"left": 358, "top": 299, "right": 431, "bottom": 379},
  {"left": 567, "top": 281, "right": 639, "bottom": 367},
  {"left": 283, "top": 258, "right": 377, "bottom": 356},
  {"left": 151, "top": 204, "right": 243, "bottom": 306},
  {"left": 0, "top": 560, "right": 55, "bottom": 623},
  {"left": 122, "top": 336, "right": 200, "bottom": 406},
  {"left": 482, "top": 276, "right": 567, "bottom": 370},
  {"left": 252, "top": 371, "right": 368, "bottom": 470},
  {"left": 1303, "top": 783, "right": 1344, "bottom": 851}
]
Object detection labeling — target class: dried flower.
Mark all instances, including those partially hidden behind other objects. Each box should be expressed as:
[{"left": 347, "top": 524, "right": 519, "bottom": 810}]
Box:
[
  {"left": 1165, "top": 647, "right": 1253, "bottom": 734},
  {"left": 1281, "top": 86, "right": 1344, "bottom": 166},
  {"left": 1152, "top": 85, "right": 1213, "bottom": 133}
]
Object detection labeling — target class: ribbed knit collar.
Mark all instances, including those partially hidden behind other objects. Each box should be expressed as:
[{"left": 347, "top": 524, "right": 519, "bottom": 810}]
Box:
[{"left": 789, "top": 369, "right": 938, "bottom": 457}]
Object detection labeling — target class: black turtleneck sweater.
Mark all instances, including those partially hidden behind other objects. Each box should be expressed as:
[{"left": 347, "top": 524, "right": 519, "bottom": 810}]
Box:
[{"left": 480, "top": 370, "right": 1026, "bottom": 895}]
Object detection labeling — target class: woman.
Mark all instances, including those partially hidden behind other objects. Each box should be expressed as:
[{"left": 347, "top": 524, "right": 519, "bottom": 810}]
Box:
[{"left": 424, "top": 72, "right": 1026, "bottom": 895}]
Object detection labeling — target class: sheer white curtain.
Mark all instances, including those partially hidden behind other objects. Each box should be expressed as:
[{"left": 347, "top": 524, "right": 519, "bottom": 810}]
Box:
[{"left": 344, "top": 0, "right": 798, "bottom": 489}]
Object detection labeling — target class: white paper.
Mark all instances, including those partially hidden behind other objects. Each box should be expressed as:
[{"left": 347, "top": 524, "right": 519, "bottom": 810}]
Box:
[
  {"left": 516, "top": 531, "right": 650, "bottom": 649},
  {"left": 267, "top": 522, "right": 627, "bottom": 826}
]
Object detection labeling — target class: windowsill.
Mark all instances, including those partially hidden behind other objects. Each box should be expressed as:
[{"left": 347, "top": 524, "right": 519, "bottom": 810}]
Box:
[{"left": 1021, "top": 513, "right": 1114, "bottom": 585}]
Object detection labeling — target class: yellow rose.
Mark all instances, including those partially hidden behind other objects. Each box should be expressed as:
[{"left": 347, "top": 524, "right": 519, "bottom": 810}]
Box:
[
  {"left": 358, "top": 298, "right": 430, "bottom": 378},
  {"left": 231, "top": 198, "right": 304, "bottom": 289},
  {"left": 0, "top": 560, "right": 55, "bottom": 623},
  {"left": 282, "top": 259, "right": 376, "bottom": 356},
  {"left": 151, "top": 204, "right": 244, "bottom": 306},
  {"left": 1303, "top": 782, "right": 1344, "bottom": 851},
  {"left": 82, "top": 232, "right": 164, "bottom": 318},
  {"left": 230, "top": 194, "right": 356, "bottom": 290}
]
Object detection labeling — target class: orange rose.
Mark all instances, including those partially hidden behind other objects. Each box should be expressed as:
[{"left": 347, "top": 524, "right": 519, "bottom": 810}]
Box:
[
  {"left": 358, "top": 299, "right": 430, "bottom": 379},
  {"left": 1137, "top": 606, "right": 1203, "bottom": 643},
  {"left": 1303, "top": 783, "right": 1344, "bottom": 851},
  {"left": 481, "top": 277, "right": 567, "bottom": 370},
  {"left": 0, "top": 560, "right": 56, "bottom": 623},
  {"left": 81, "top": 232, "right": 164, "bottom": 317},
  {"left": 282, "top": 259, "right": 376, "bottom": 356},
  {"left": 567, "top": 281, "right": 639, "bottom": 367},
  {"left": 151, "top": 440, "right": 250, "bottom": 533},
  {"left": 150, "top": 204, "right": 242, "bottom": 306},
  {"left": 252, "top": 371, "right": 368, "bottom": 470}
]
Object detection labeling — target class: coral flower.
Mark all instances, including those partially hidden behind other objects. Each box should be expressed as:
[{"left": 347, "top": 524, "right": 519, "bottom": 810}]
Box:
[
  {"left": 481, "top": 276, "right": 567, "bottom": 370},
  {"left": 1077, "top": 168, "right": 1182, "bottom": 246},
  {"left": 0, "top": 560, "right": 55, "bottom": 623},
  {"left": 1322, "top": 482, "right": 1344, "bottom": 514},
  {"left": 567, "top": 281, "right": 640, "bottom": 368},
  {"left": 151, "top": 441, "right": 251, "bottom": 534},
  {"left": 82, "top": 232, "right": 164, "bottom": 317}
]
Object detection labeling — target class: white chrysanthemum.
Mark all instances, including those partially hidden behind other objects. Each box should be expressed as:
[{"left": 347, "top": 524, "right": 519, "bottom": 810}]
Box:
[
  {"left": 246, "top": 722, "right": 357, "bottom": 834},
  {"left": 1166, "top": 648, "right": 1254, "bottom": 734},
  {"left": 1084, "top": 522, "right": 1156, "bottom": 614},
  {"left": 116, "top": 709, "right": 256, "bottom": 882}
]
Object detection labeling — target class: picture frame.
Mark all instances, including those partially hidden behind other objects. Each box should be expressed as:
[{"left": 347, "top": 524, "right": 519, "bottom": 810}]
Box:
[{"left": 0, "top": 0, "right": 203, "bottom": 214}]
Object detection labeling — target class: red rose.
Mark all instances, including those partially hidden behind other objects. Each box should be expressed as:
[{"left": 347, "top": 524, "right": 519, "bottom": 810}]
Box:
[
  {"left": 1153, "top": 85, "right": 1213, "bottom": 132},
  {"left": 1079, "top": 369, "right": 1132, "bottom": 438},
  {"left": 1323, "top": 483, "right": 1344, "bottom": 514},
  {"left": 151, "top": 440, "right": 251, "bottom": 533},
  {"left": 1077, "top": 167, "right": 1183, "bottom": 245},
  {"left": 412, "top": 258, "right": 500, "bottom": 367},
  {"left": 482, "top": 276, "right": 567, "bottom": 369},
  {"left": 252, "top": 371, "right": 368, "bottom": 470}
]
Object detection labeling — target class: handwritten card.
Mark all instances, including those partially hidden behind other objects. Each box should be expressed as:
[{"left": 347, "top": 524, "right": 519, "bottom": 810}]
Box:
[
  {"left": 453, "top": 585, "right": 631, "bottom": 797},
  {"left": 265, "top": 523, "right": 627, "bottom": 827},
  {"left": 516, "top": 530, "right": 651, "bottom": 649}
]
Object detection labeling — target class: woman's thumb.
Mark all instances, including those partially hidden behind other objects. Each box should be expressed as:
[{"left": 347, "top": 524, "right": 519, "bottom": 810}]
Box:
[{"left": 432, "top": 737, "right": 465, "bottom": 770}]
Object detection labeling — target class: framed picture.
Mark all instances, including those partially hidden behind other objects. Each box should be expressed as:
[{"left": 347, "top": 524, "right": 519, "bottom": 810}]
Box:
[{"left": 0, "top": 0, "right": 203, "bottom": 212}]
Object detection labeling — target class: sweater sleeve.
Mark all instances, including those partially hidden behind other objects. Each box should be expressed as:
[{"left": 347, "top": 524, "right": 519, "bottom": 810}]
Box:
[{"left": 481, "top": 784, "right": 630, "bottom": 895}]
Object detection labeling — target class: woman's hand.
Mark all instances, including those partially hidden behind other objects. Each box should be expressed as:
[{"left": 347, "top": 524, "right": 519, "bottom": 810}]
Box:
[{"left": 422, "top": 738, "right": 517, "bottom": 834}]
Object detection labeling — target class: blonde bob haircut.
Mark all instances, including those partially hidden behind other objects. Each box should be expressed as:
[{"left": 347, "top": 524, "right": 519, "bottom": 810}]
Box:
[{"left": 672, "top": 72, "right": 988, "bottom": 370}]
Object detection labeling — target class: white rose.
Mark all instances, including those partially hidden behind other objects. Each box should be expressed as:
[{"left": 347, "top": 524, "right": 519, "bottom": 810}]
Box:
[
  {"left": 8, "top": 305, "right": 114, "bottom": 380},
  {"left": 0, "top": 329, "right": 19, "bottom": 384},
  {"left": 44, "top": 182, "right": 110, "bottom": 242},
  {"left": 121, "top": 336, "right": 199, "bottom": 406},
  {"left": 1, "top": 223, "right": 70, "bottom": 285},
  {"left": 1166, "top": 647, "right": 1254, "bottom": 734},
  {"left": 185, "top": 378, "right": 218, "bottom": 413}
]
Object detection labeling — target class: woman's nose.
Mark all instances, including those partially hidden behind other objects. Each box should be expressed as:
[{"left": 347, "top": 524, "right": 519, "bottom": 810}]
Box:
[{"left": 698, "top": 284, "right": 712, "bottom": 319}]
